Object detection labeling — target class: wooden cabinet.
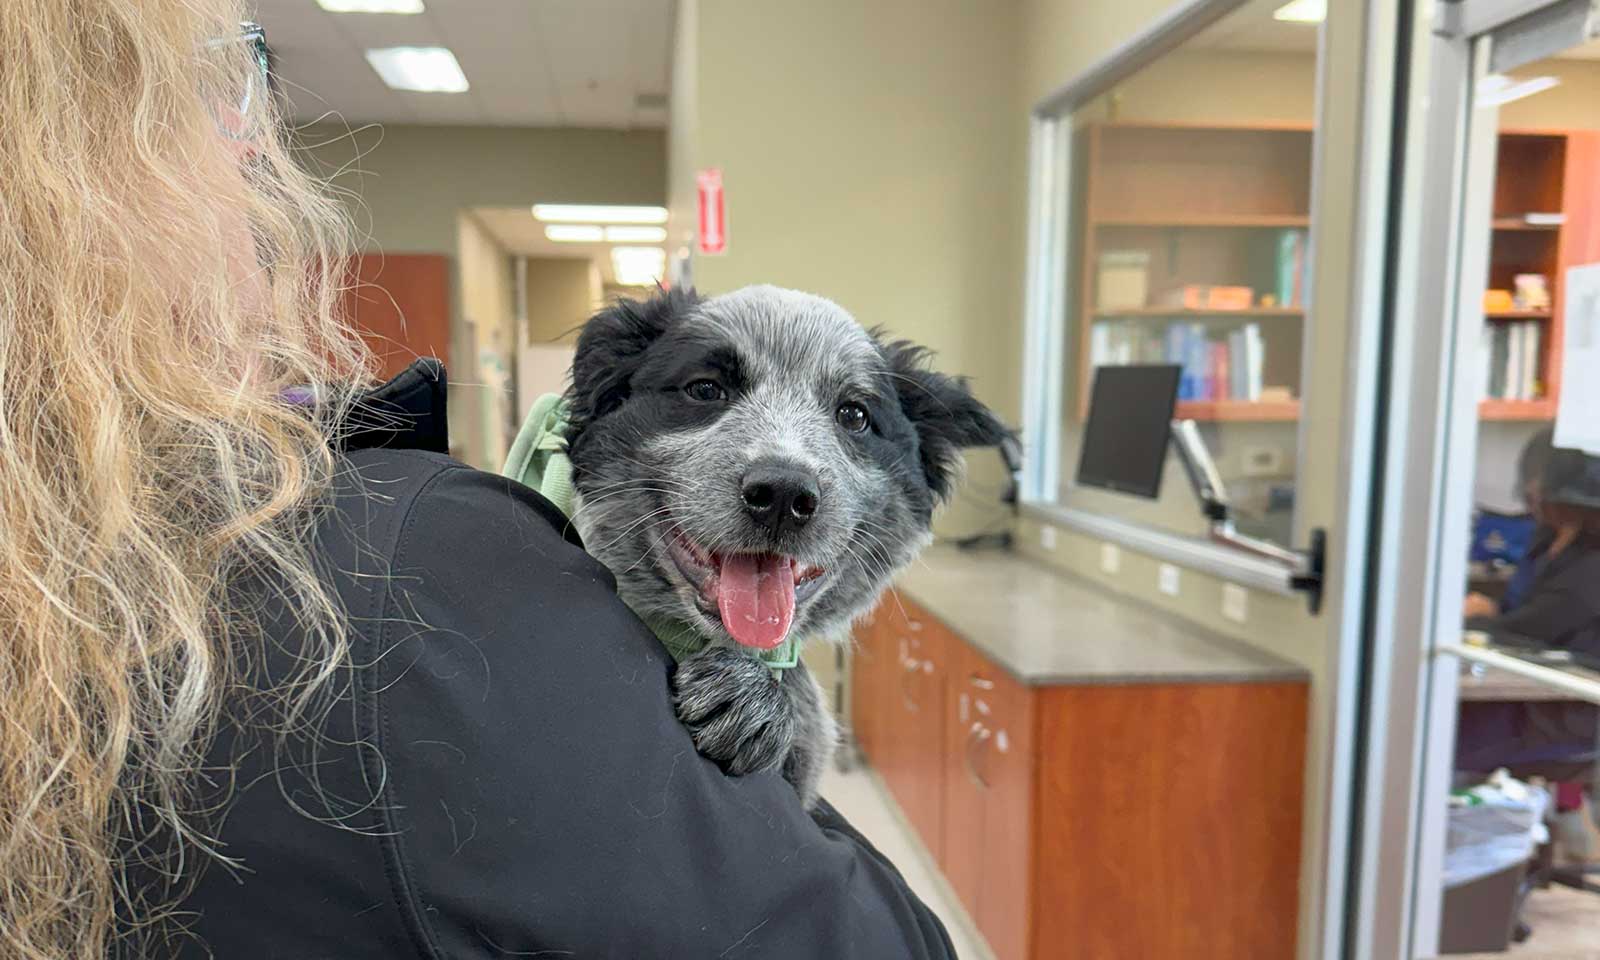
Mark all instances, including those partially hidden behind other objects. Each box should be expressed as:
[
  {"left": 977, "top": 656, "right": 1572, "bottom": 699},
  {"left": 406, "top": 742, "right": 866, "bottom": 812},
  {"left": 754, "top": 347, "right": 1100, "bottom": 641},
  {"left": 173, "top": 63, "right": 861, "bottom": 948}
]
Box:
[
  {"left": 849, "top": 605, "right": 887, "bottom": 763},
  {"left": 340, "top": 254, "right": 451, "bottom": 380},
  {"left": 848, "top": 590, "right": 1309, "bottom": 960},
  {"left": 941, "top": 640, "right": 1036, "bottom": 958},
  {"left": 873, "top": 593, "right": 947, "bottom": 863}
]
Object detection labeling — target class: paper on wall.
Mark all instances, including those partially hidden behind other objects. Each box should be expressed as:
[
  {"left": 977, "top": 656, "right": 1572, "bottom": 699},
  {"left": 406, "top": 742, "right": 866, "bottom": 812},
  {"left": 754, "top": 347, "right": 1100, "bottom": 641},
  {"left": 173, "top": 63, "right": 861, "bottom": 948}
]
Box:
[{"left": 1554, "top": 262, "right": 1600, "bottom": 455}]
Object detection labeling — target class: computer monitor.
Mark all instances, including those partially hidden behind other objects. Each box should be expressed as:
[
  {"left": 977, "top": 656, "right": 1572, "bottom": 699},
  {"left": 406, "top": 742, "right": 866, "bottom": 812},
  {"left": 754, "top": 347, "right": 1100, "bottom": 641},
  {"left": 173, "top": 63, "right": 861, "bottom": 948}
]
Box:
[{"left": 1075, "top": 364, "right": 1182, "bottom": 500}]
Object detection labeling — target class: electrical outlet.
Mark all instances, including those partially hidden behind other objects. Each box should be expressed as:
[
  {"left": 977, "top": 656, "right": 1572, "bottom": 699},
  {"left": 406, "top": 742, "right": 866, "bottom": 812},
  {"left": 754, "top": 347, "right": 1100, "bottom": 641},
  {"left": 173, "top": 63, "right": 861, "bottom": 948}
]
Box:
[
  {"left": 1222, "top": 583, "right": 1249, "bottom": 623},
  {"left": 1099, "top": 542, "right": 1121, "bottom": 574},
  {"left": 1158, "top": 563, "right": 1181, "bottom": 597},
  {"left": 1040, "top": 524, "right": 1058, "bottom": 551},
  {"left": 1242, "top": 445, "right": 1284, "bottom": 477}
]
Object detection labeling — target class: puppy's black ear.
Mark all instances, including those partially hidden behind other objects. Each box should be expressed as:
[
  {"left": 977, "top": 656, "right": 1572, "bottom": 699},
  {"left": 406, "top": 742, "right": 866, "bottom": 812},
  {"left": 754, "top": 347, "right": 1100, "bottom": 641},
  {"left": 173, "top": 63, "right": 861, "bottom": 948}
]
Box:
[
  {"left": 566, "top": 287, "right": 699, "bottom": 430},
  {"left": 881, "top": 338, "right": 1014, "bottom": 501}
]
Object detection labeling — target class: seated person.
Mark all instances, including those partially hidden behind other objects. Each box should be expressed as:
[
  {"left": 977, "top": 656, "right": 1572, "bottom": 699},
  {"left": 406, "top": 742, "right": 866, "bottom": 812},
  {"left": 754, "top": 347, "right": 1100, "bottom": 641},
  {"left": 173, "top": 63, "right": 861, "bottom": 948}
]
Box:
[
  {"left": 1464, "top": 427, "right": 1554, "bottom": 620},
  {"left": 1458, "top": 445, "right": 1600, "bottom": 863},
  {"left": 1466, "top": 445, "right": 1600, "bottom": 657}
]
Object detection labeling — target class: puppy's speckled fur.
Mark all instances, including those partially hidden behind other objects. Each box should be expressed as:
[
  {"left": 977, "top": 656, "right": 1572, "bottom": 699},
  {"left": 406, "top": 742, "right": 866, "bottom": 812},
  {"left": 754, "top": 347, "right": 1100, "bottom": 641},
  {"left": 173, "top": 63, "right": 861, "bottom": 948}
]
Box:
[{"left": 564, "top": 285, "right": 1009, "bottom": 805}]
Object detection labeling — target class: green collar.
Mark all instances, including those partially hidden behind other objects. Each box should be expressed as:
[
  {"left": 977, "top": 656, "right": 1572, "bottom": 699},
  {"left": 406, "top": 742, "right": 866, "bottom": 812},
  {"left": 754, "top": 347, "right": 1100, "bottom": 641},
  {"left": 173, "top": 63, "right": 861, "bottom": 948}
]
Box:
[{"left": 504, "top": 394, "right": 800, "bottom": 671}]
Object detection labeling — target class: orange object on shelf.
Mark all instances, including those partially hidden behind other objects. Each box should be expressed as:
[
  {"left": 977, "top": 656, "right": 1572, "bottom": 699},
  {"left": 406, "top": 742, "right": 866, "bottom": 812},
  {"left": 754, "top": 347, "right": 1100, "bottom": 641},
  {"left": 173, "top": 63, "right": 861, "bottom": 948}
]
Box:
[
  {"left": 1171, "top": 285, "right": 1255, "bottom": 311},
  {"left": 1483, "top": 289, "right": 1515, "bottom": 313}
]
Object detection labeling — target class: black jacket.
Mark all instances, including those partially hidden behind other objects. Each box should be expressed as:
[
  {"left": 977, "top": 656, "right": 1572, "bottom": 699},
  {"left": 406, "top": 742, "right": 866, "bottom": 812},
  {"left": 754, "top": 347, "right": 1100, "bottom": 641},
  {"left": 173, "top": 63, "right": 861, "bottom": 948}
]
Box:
[
  {"left": 125, "top": 377, "right": 953, "bottom": 958},
  {"left": 1469, "top": 529, "right": 1600, "bottom": 660}
]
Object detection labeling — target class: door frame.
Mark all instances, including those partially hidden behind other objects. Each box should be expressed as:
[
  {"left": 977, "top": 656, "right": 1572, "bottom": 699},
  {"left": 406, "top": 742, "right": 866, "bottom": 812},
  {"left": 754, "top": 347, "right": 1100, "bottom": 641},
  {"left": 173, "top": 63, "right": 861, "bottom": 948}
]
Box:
[{"left": 1348, "top": 1, "right": 1600, "bottom": 956}]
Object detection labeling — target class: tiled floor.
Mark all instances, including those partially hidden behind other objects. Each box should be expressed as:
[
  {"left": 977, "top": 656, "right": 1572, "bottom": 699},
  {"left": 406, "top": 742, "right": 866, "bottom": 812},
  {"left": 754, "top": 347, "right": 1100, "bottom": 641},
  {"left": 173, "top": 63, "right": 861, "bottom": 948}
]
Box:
[
  {"left": 825, "top": 763, "right": 1600, "bottom": 960},
  {"left": 1505, "top": 881, "right": 1600, "bottom": 957},
  {"left": 820, "top": 764, "right": 996, "bottom": 960}
]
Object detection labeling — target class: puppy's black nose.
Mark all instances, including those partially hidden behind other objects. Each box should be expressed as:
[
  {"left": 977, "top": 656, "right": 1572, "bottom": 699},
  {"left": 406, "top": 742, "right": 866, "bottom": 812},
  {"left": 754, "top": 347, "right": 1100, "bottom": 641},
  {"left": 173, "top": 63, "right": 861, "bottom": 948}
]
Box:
[{"left": 741, "top": 462, "right": 820, "bottom": 537}]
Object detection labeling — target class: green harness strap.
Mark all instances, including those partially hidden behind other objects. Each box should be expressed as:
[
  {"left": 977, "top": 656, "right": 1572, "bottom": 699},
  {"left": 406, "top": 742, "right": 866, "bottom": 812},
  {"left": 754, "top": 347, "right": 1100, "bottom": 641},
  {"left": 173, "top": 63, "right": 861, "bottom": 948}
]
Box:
[{"left": 503, "top": 394, "right": 800, "bottom": 672}]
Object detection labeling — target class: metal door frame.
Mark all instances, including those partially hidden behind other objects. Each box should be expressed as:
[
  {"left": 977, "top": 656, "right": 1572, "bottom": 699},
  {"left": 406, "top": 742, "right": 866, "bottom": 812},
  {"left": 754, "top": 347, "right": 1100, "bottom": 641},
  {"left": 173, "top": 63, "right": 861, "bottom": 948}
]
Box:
[{"left": 1348, "top": 1, "right": 1598, "bottom": 956}]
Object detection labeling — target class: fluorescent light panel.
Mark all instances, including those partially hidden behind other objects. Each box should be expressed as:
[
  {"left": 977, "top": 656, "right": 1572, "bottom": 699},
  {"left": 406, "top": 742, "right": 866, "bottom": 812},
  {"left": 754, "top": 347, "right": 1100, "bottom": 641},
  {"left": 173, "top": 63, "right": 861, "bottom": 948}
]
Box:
[
  {"left": 1476, "top": 74, "right": 1560, "bottom": 106},
  {"left": 545, "top": 225, "right": 605, "bottom": 243},
  {"left": 364, "top": 47, "right": 469, "bottom": 93},
  {"left": 611, "top": 246, "right": 666, "bottom": 286},
  {"left": 317, "top": 0, "right": 424, "bottom": 12},
  {"left": 605, "top": 225, "right": 668, "bottom": 243},
  {"left": 1273, "top": 0, "right": 1325, "bottom": 23},
  {"left": 532, "top": 204, "right": 669, "bottom": 225}
]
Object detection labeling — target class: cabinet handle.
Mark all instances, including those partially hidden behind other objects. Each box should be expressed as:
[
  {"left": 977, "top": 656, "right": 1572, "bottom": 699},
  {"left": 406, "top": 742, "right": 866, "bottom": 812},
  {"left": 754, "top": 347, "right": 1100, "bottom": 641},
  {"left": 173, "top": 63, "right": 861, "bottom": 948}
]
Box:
[
  {"left": 969, "top": 674, "right": 995, "bottom": 691},
  {"left": 964, "top": 721, "right": 992, "bottom": 790},
  {"left": 907, "top": 618, "right": 924, "bottom": 633},
  {"left": 900, "top": 657, "right": 921, "bottom": 712}
]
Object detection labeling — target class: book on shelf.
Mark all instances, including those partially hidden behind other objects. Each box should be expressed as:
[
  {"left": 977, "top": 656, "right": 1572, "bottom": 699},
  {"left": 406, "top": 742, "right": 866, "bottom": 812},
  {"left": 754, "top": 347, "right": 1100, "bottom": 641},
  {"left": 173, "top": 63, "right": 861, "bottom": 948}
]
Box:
[
  {"left": 1092, "top": 319, "right": 1267, "bottom": 402},
  {"left": 1480, "top": 320, "right": 1544, "bottom": 402},
  {"left": 1275, "top": 229, "right": 1312, "bottom": 308}
]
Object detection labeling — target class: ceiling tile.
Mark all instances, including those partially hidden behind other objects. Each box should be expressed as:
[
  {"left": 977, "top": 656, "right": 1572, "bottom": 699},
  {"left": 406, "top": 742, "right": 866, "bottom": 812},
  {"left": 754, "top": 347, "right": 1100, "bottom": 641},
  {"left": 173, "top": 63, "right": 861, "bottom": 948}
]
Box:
[{"left": 256, "top": 0, "right": 676, "bottom": 128}]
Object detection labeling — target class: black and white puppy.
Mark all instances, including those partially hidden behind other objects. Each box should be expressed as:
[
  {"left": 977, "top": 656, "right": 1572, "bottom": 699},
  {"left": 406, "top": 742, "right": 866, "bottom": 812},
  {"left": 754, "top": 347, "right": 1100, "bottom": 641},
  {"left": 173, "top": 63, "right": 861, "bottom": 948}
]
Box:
[{"left": 564, "top": 285, "right": 1009, "bottom": 805}]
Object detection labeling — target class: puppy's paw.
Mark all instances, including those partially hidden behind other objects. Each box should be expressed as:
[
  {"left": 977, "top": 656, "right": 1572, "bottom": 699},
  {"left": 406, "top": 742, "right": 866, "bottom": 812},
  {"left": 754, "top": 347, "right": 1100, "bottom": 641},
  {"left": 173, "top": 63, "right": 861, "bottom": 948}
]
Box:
[{"left": 672, "top": 646, "right": 795, "bottom": 776}]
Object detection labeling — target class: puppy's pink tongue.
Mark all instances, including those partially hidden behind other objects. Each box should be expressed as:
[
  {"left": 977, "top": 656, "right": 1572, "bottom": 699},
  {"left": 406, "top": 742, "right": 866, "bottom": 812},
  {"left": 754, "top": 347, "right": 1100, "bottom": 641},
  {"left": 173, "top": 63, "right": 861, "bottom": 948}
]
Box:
[{"left": 715, "top": 553, "right": 795, "bottom": 650}]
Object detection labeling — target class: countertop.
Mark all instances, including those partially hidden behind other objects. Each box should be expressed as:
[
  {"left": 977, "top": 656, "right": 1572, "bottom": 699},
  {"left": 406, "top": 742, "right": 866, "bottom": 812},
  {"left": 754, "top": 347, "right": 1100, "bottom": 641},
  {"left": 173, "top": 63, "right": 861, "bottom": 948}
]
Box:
[{"left": 893, "top": 545, "right": 1308, "bottom": 687}]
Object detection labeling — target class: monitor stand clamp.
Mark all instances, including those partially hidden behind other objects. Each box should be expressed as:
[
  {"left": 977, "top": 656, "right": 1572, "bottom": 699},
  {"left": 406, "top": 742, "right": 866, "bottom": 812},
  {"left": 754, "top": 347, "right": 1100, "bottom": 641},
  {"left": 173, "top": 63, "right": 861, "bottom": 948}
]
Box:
[{"left": 1171, "top": 419, "right": 1326, "bottom": 614}]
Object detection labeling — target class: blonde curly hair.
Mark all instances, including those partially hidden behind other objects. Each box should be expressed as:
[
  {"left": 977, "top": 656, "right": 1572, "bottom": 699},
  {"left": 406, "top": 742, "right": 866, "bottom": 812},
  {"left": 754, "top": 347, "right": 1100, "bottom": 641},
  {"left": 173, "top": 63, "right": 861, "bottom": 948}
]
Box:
[{"left": 0, "top": 1, "right": 372, "bottom": 956}]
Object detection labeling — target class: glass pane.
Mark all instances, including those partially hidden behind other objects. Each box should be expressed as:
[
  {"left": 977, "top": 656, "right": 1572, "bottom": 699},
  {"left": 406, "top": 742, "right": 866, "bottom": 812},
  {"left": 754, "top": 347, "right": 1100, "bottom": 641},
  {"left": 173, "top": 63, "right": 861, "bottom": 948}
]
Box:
[
  {"left": 1051, "top": 2, "right": 1321, "bottom": 548},
  {"left": 1446, "top": 36, "right": 1600, "bottom": 954}
]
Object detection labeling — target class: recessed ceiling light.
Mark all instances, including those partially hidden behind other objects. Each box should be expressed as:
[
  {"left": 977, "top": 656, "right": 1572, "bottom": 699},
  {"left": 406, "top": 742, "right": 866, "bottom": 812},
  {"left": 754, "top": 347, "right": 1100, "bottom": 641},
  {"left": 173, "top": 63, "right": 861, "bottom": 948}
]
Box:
[
  {"left": 364, "top": 47, "right": 469, "bottom": 93},
  {"left": 545, "top": 225, "right": 605, "bottom": 243},
  {"left": 532, "top": 204, "right": 669, "bottom": 225},
  {"left": 317, "top": 0, "right": 424, "bottom": 12},
  {"left": 611, "top": 246, "right": 666, "bottom": 286},
  {"left": 1273, "top": 0, "right": 1325, "bottom": 23},
  {"left": 605, "top": 225, "right": 669, "bottom": 243},
  {"left": 1476, "top": 73, "right": 1560, "bottom": 106}
]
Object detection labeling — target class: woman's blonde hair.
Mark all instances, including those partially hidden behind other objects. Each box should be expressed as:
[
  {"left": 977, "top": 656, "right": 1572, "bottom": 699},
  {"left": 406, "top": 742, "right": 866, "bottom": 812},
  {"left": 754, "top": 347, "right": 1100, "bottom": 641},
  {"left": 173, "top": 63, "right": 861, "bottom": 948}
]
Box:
[{"left": 0, "top": 1, "right": 372, "bottom": 956}]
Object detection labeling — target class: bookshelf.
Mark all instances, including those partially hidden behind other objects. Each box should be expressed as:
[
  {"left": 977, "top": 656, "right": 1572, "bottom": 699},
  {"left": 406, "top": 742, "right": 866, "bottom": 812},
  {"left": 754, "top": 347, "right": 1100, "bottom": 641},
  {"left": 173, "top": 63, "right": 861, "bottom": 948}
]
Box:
[
  {"left": 1075, "top": 122, "right": 1314, "bottom": 421},
  {"left": 1478, "top": 130, "right": 1600, "bottom": 420},
  {"left": 1073, "top": 123, "right": 1600, "bottom": 424}
]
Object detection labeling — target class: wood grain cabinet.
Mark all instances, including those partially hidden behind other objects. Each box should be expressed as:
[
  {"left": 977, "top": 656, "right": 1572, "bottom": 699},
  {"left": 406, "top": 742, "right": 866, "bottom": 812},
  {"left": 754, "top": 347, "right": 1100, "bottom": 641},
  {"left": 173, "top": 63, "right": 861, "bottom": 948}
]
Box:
[{"left": 850, "top": 589, "right": 1309, "bottom": 960}]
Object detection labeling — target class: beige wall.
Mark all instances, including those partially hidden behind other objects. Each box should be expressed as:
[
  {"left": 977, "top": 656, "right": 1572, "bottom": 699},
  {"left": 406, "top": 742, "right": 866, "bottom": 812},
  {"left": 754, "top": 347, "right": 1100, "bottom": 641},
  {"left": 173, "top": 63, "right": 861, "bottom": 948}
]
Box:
[
  {"left": 1105, "top": 50, "right": 1317, "bottom": 123},
  {"left": 524, "top": 257, "right": 603, "bottom": 345},
  {"left": 299, "top": 124, "right": 666, "bottom": 255},
  {"left": 455, "top": 213, "right": 518, "bottom": 469},
  {"left": 1501, "top": 58, "right": 1600, "bottom": 128},
  {"left": 682, "top": 0, "right": 1027, "bottom": 536},
  {"left": 668, "top": 0, "right": 701, "bottom": 267},
  {"left": 298, "top": 123, "right": 664, "bottom": 468}
]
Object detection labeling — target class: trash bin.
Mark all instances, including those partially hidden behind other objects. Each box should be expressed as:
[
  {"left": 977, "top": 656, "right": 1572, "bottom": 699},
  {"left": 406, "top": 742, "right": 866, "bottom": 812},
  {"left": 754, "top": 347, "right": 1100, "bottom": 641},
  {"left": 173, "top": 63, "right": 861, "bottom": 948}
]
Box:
[{"left": 1438, "top": 772, "right": 1550, "bottom": 954}]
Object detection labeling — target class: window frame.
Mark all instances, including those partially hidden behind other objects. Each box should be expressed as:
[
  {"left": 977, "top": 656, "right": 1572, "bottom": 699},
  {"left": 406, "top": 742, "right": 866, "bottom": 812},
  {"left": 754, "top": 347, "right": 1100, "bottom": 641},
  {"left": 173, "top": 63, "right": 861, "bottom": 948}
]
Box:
[{"left": 1017, "top": 0, "right": 1308, "bottom": 596}]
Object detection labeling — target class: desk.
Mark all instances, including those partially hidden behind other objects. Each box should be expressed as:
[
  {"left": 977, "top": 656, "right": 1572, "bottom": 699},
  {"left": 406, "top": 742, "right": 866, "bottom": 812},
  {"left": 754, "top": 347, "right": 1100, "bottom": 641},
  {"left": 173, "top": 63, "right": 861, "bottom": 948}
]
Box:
[
  {"left": 1445, "top": 641, "right": 1600, "bottom": 706},
  {"left": 1460, "top": 662, "right": 1600, "bottom": 702}
]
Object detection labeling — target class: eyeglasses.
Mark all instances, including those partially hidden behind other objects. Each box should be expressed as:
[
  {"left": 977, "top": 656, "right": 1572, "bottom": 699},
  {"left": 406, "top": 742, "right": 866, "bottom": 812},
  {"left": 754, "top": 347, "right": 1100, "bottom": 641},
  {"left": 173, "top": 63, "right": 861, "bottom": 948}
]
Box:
[{"left": 206, "top": 22, "right": 271, "bottom": 140}]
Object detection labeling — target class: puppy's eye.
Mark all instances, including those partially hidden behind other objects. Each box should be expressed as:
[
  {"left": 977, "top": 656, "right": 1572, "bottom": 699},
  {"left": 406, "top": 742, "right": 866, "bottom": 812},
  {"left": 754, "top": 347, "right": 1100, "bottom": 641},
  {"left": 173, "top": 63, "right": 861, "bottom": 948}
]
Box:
[
  {"left": 836, "top": 401, "right": 870, "bottom": 434},
  {"left": 684, "top": 379, "right": 726, "bottom": 402}
]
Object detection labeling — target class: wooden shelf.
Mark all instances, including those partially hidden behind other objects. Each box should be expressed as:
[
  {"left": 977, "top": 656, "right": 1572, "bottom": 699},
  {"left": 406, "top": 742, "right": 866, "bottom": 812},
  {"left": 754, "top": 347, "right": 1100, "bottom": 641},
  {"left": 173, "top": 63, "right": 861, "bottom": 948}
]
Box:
[
  {"left": 1491, "top": 217, "right": 1562, "bottom": 232},
  {"left": 1485, "top": 310, "right": 1552, "bottom": 320},
  {"left": 1175, "top": 399, "right": 1301, "bottom": 422},
  {"left": 1479, "top": 398, "right": 1555, "bottom": 421},
  {"left": 1094, "top": 214, "right": 1310, "bottom": 229},
  {"left": 1095, "top": 306, "right": 1303, "bottom": 318}
]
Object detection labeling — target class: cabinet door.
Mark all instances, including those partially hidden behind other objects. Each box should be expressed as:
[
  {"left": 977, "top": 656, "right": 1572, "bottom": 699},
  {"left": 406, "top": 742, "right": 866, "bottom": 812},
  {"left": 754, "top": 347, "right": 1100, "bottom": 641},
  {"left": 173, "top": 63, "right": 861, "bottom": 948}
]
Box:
[
  {"left": 940, "top": 642, "right": 986, "bottom": 922},
  {"left": 848, "top": 601, "right": 886, "bottom": 764},
  {"left": 880, "top": 595, "right": 947, "bottom": 862},
  {"left": 972, "top": 654, "right": 1035, "bottom": 960}
]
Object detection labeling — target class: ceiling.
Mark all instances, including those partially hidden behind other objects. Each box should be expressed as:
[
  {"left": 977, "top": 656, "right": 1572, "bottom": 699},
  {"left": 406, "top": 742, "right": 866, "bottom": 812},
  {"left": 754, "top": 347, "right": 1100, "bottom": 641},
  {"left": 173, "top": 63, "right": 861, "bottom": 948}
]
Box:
[
  {"left": 1191, "top": 0, "right": 1600, "bottom": 60},
  {"left": 472, "top": 206, "right": 635, "bottom": 284},
  {"left": 249, "top": 0, "right": 674, "bottom": 128}
]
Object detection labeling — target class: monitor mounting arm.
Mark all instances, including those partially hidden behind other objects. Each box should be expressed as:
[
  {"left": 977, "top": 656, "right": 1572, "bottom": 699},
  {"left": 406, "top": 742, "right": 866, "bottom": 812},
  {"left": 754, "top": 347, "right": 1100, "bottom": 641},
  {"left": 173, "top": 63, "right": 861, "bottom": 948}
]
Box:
[{"left": 1170, "top": 419, "right": 1325, "bottom": 613}]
